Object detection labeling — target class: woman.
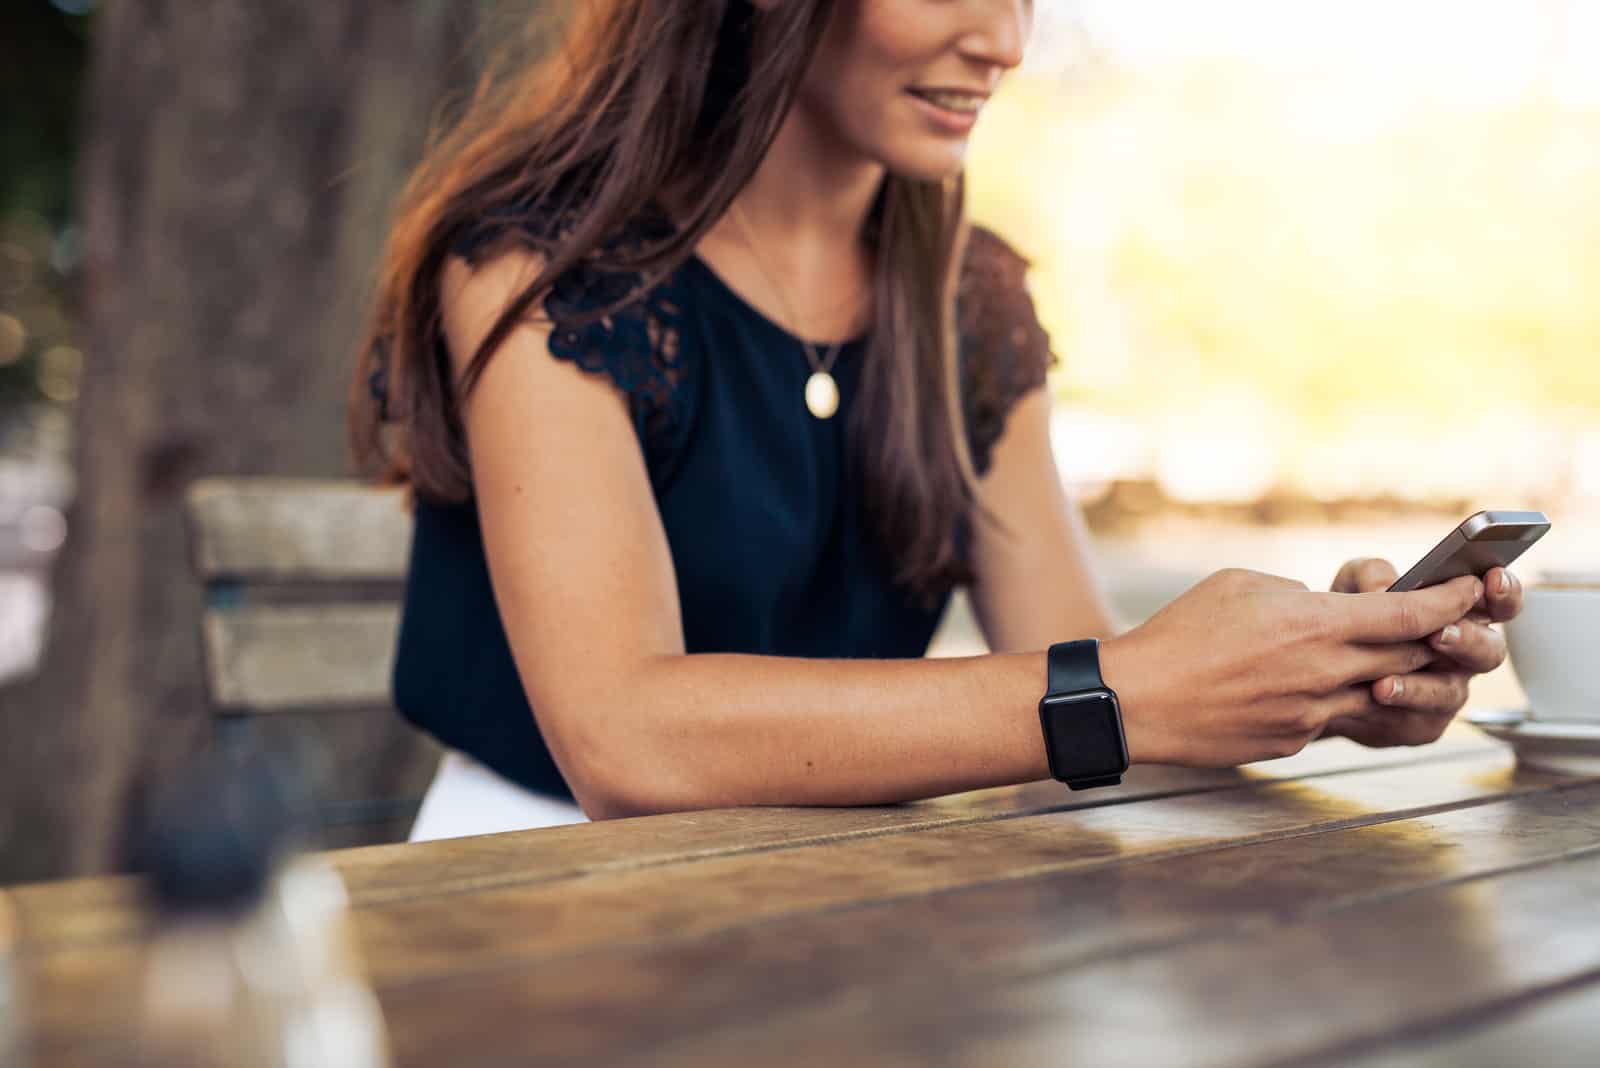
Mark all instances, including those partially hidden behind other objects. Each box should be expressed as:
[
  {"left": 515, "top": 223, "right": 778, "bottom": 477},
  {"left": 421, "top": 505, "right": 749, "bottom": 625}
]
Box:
[{"left": 352, "top": 1, "right": 1521, "bottom": 841}]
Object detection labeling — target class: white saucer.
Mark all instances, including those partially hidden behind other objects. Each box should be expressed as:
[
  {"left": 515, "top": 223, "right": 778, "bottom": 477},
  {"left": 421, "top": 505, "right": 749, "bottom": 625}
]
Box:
[{"left": 1465, "top": 708, "right": 1600, "bottom": 776}]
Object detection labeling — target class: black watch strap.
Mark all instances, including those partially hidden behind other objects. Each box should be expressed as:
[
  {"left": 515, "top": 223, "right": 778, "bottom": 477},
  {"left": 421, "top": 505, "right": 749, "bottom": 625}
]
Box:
[
  {"left": 1041, "top": 639, "right": 1127, "bottom": 790},
  {"left": 1048, "top": 639, "right": 1107, "bottom": 694}
]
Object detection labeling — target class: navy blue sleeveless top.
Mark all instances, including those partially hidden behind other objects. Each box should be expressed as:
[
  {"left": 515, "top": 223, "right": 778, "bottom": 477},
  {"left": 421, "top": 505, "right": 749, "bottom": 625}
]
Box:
[{"left": 383, "top": 216, "right": 1055, "bottom": 799}]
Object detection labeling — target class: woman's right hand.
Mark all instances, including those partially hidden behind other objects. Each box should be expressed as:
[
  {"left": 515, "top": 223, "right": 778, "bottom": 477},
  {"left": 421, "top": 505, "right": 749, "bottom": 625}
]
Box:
[{"left": 1100, "top": 568, "right": 1484, "bottom": 768}]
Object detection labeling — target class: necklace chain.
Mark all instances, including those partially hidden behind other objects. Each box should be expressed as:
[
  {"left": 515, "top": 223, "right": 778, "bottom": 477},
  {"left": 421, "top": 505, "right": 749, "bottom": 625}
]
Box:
[{"left": 727, "top": 203, "right": 849, "bottom": 378}]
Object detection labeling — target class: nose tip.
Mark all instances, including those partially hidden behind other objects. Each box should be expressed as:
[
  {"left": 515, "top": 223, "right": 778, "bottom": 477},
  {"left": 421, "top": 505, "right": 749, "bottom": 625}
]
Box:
[
  {"left": 994, "top": 19, "right": 1027, "bottom": 70},
  {"left": 968, "top": 3, "right": 1030, "bottom": 72}
]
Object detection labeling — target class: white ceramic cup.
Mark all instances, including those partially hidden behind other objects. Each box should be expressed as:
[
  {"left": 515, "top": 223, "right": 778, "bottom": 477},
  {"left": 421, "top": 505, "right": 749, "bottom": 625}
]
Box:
[{"left": 1504, "top": 575, "right": 1600, "bottom": 723}]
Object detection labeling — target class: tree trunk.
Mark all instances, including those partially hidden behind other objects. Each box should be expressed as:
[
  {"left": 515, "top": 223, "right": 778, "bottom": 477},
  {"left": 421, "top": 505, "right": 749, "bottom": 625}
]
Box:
[{"left": 0, "top": 1, "right": 487, "bottom": 883}]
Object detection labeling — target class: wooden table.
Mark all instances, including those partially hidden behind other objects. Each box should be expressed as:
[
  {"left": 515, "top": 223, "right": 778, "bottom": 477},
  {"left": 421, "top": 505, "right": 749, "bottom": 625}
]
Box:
[{"left": 9, "top": 724, "right": 1600, "bottom": 1067}]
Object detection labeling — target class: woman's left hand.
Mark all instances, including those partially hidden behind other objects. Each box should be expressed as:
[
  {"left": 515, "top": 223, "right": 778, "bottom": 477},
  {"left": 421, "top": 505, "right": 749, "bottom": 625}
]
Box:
[{"left": 1319, "top": 557, "right": 1524, "bottom": 747}]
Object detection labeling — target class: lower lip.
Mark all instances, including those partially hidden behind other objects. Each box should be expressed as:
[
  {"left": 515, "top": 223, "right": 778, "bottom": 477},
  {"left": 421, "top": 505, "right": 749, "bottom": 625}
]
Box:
[{"left": 905, "top": 92, "right": 982, "bottom": 135}]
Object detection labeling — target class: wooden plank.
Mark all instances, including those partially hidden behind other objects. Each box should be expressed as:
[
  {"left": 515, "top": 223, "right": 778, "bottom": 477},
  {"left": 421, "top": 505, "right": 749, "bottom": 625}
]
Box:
[
  {"left": 330, "top": 729, "right": 1502, "bottom": 903},
  {"left": 18, "top": 744, "right": 1530, "bottom": 1012},
  {"left": 184, "top": 477, "right": 412, "bottom": 583},
  {"left": 2, "top": 814, "right": 423, "bottom": 952},
  {"left": 0, "top": 892, "right": 19, "bottom": 1068},
  {"left": 202, "top": 604, "right": 399, "bottom": 712},
  {"left": 0, "top": 888, "right": 15, "bottom": 1068},
  {"left": 13, "top": 750, "right": 1572, "bottom": 1064},
  {"left": 23, "top": 753, "right": 1579, "bottom": 1065},
  {"left": 369, "top": 779, "right": 1600, "bottom": 1067},
  {"left": 21, "top": 942, "right": 142, "bottom": 1068},
  {"left": 342, "top": 748, "right": 1541, "bottom": 986},
  {"left": 1337, "top": 977, "right": 1600, "bottom": 1068},
  {"left": 746, "top": 839, "right": 1600, "bottom": 1068},
  {"left": 7, "top": 733, "right": 1498, "bottom": 952}
]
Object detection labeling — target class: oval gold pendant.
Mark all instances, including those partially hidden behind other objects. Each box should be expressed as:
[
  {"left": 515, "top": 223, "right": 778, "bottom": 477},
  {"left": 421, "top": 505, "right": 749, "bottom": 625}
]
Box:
[{"left": 805, "top": 371, "right": 839, "bottom": 420}]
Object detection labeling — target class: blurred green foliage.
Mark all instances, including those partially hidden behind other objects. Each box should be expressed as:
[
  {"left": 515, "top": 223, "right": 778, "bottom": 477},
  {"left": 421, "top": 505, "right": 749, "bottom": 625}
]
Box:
[
  {"left": 1, "top": 1, "right": 88, "bottom": 224},
  {"left": 0, "top": 1, "right": 90, "bottom": 418}
]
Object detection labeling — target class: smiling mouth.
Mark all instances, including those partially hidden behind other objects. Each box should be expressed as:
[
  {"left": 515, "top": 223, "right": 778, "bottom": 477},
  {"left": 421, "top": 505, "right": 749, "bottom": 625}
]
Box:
[{"left": 905, "top": 88, "right": 987, "bottom": 115}]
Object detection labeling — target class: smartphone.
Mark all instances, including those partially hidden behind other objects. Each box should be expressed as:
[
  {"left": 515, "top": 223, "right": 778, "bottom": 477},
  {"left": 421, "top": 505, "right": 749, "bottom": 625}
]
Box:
[{"left": 1386, "top": 510, "right": 1551, "bottom": 593}]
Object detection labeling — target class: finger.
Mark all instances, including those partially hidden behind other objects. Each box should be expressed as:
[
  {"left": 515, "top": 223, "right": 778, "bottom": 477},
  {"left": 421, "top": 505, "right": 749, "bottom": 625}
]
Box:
[
  {"left": 1332, "top": 558, "right": 1399, "bottom": 595},
  {"left": 1429, "top": 619, "right": 1507, "bottom": 675},
  {"left": 1317, "top": 687, "right": 1386, "bottom": 721},
  {"left": 1335, "top": 575, "right": 1483, "bottom": 644},
  {"left": 1339, "top": 640, "right": 1437, "bottom": 685},
  {"left": 1324, "top": 715, "right": 1396, "bottom": 748},
  {"left": 1355, "top": 558, "right": 1399, "bottom": 594},
  {"left": 1372, "top": 670, "right": 1471, "bottom": 715},
  {"left": 1334, "top": 706, "right": 1453, "bottom": 748},
  {"left": 1482, "top": 567, "right": 1524, "bottom": 624}
]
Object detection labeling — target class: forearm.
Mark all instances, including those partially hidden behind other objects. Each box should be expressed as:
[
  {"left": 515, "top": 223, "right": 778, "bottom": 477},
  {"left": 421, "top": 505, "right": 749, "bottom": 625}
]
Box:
[{"left": 564, "top": 650, "right": 1052, "bottom": 818}]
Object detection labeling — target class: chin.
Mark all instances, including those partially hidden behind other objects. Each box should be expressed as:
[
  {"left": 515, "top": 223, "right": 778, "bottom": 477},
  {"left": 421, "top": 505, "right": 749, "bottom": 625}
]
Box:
[{"left": 878, "top": 140, "right": 969, "bottom": 183}]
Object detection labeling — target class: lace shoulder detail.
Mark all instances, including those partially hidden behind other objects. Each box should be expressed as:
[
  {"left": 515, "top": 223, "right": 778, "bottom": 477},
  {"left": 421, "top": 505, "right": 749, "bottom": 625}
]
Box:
[
  {"left": 956, "top": 226, "right": 1059, "bottom": 476},
  {"left": 451, "top": 207, "right": 695, "bottom": 486},
  {"left": 538, "top": 250, "right": 692, "bottom": 484}
]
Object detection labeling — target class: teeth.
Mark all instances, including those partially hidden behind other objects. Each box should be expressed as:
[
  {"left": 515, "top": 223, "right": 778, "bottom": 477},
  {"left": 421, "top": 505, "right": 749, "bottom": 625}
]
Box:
[{"left": 917, "top": 91, "right": 983, "bottom": 114}]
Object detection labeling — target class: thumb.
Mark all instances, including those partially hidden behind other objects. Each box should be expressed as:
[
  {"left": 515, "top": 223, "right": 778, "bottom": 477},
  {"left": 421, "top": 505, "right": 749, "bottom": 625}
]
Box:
[
  {"left": 1332, "top": 557, "right": 1401, "bottom": 594},
  {"left": 1335, "top": 575, "right": 1482, "bottom": 643}
]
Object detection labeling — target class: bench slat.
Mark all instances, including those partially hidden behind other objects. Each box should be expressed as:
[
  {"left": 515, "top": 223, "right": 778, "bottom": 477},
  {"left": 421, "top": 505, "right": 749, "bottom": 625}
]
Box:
[
  {"left": 185, "top": 477, "right": 412, "bottom": 582},
  {"left": 203, "top": 603, "right": 401, "bottom": 712}
]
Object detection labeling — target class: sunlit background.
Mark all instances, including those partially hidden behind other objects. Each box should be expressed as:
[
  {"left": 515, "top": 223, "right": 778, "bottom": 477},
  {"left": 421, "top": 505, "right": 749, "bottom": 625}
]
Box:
[
  {"left": 3, "top": 1, "right": 1599, "bottom": 709},
  {"left": 924, "top": 1, "right": 1600, "bottom": 711}
]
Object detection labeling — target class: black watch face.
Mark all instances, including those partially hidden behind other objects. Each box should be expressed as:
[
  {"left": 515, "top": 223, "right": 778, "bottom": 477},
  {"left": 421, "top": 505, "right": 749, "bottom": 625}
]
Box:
[{"left": 1038, "top": 690, "right": 1129, "bottom": 783}]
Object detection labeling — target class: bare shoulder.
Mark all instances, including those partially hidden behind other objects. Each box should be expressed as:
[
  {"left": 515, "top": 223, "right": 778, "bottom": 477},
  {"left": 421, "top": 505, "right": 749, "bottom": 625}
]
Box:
[{"left": 438, "top": 249, "right": 553, "bottom": 379}]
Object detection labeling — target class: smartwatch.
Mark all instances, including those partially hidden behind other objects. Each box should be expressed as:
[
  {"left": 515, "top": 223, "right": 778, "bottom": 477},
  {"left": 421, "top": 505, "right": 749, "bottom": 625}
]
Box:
[{"left": 1038, "top": 639, "right": 1130, "bottom": 790}]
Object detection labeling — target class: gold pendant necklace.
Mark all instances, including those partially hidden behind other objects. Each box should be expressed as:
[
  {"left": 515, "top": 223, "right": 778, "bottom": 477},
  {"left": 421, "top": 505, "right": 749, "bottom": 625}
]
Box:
[{"left": 730, "top": 203, "right": 853, "bottom": 421}]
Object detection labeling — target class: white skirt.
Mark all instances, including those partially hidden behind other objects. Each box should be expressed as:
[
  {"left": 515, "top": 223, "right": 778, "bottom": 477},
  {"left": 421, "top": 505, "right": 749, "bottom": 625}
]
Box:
[{"left": 408, "top": 750, "right": 589, "bottom": 842}]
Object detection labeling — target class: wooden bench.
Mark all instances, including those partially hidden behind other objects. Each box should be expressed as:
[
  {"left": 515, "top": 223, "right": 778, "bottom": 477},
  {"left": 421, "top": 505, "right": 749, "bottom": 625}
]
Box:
[{"left": 184, "top": 477, "right": 440, "bottom": 848}]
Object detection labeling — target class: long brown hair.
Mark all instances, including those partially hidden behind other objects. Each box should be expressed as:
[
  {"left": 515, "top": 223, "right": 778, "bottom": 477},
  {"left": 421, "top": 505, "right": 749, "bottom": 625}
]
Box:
[{"left": 350, "top": 0, "right": 984, "bottom": 603}]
